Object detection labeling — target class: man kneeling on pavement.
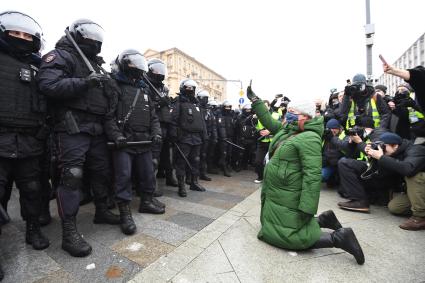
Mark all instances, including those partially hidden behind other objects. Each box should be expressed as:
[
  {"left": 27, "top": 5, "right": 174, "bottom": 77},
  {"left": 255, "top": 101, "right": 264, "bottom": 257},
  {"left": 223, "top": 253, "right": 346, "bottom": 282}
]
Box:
[{"left": 338, "top": 131, "right": 425, "bottom": 230}]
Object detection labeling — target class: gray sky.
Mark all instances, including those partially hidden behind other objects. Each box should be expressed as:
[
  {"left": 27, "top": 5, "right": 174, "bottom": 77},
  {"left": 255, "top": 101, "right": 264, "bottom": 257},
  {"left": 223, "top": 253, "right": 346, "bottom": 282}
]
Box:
[{"left": 4, "top": 0, "right": 425, "bottom": 105}]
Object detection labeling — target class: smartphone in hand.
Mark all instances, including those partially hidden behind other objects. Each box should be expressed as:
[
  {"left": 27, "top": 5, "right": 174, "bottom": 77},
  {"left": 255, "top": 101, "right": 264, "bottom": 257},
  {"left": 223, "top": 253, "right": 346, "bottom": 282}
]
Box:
[{"left": 379, "top": 54, "right": 388, "bottom": 66}]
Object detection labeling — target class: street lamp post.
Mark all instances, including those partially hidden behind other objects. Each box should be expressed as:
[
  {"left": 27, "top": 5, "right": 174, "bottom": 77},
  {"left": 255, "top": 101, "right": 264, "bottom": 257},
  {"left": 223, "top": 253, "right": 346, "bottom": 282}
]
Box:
[{"left": 365, "top": 0, "right": 375, "bottom": 82}]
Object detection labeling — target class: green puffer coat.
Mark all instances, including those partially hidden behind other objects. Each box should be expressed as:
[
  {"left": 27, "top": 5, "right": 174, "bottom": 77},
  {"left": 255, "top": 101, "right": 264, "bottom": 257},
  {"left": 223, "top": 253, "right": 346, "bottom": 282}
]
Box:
[{"left": 253, "top": 99, "right": 324, "bottom": 250}]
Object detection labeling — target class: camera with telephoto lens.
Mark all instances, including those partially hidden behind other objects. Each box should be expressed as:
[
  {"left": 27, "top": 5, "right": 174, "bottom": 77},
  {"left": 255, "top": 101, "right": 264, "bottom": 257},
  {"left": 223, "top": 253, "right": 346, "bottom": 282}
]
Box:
[
  {"left": 347, "top": 126, "right": 364, "bottom": 137},
  {"left": 370, "top": 141, "right": 386, "bottom": 152}
]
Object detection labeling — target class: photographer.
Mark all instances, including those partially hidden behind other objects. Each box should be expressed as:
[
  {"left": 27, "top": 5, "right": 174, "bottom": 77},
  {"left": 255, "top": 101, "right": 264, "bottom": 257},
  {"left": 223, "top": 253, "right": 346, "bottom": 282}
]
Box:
[
  {"left": 386, "top": 84, "right": 425, "bottom": 140},
  {"left": 323, "top": 91, "right": 341, "bottom": 123},
  {"left": 322, "top": 119, "right": 347, "bottom": 187},
  {"left": 337, "top": 117, "right": 389, "bottom": 210},
  {"left": 366, "top": 133, "right": 425, "bottom": 230},
  {"left": 382, "top": 63, "right": 425, "bottom": 115},
  {"left": 339, "top": 74, "right": 390, "bottom": 130}
]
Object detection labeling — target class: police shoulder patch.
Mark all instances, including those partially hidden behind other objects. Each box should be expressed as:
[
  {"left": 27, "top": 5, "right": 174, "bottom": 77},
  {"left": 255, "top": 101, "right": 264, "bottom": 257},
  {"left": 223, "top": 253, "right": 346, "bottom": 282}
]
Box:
[{"left": 44, "top": 53, "right": 56, "bottom": 63}]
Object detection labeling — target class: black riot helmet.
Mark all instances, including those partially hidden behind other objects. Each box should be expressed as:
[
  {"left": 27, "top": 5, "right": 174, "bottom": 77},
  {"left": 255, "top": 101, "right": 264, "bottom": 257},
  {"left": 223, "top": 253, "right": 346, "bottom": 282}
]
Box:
[
  {"left": 0, "top": 10, "right": 44, "bottom": 53},
  {"left": 69, "top": 19, "right": 104, "bottom": 58},
  {"left": 117, "top": 49, "right": 148, "bottom": 81},
  {"left": 147, "top": 58, "right": 167, "bottom": 85},
  {"left": 196, "top": 89, "right": 210, "bottom": 106},
  {"left": 179, "top": 79, "right": 198, "bottom": 96}
]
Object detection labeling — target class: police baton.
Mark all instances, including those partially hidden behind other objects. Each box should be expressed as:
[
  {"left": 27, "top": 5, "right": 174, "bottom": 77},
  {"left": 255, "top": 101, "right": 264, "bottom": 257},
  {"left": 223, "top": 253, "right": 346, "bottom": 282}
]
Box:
[
  {"left": 64, "top": 29, "right": 96, "bottom": 74},
  {"left": 225, "top": 139, "right": 245, "bottom": 150},
  {"left": 173, "top": 142, "right": 194, "bottom": 172},
  {"left": 107, "top": 141, "right": 152, "bottom": 149}
]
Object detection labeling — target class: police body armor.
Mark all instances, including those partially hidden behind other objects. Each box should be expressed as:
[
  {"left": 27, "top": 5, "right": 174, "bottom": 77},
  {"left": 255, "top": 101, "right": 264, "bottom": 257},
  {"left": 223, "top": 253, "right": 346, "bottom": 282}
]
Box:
[
  {"left": 0, "top": 52, "right": 46, "bottom": 129},
  {"left": 117, "top": 83, "right": 150, "bottom": 132},
  {"left": 223, "top": 113, "right": 235, "bottom": 138},
  {"left": 216, "top": 111, "right": 227, "bottom": 140},
  {"left": 240, "top": 115, "right": 256, "bottom": 139},
  {"left": 57, "top": 49, "right": 108, "bottom": 116},
  {"left": 179, "top": 102, "right": 203, "bottom": 133}
]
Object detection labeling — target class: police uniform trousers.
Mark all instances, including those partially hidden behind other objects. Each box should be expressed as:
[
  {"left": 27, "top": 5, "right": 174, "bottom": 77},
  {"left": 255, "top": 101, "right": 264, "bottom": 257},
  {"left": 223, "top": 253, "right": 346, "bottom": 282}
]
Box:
[
  {"left": 218, "top": 140, "right": 233, "bottom": 168},
  {"left": 175, "top": 143, "right": 201, "bottom": 177},
  {"left": 154, "top": 124, "right": 173, "bottom": 175},
  {"left": 112, "top": 150, "right": 155, "bottom": 202},
  {"left": 255, "top": 141, "right": 270, "bottom": 180},
  {"left": 55, "top": 132, "right": 110, "bottom": 219},
  {"left": 0, "top": 157, "right": 42, "bottom": 219}
]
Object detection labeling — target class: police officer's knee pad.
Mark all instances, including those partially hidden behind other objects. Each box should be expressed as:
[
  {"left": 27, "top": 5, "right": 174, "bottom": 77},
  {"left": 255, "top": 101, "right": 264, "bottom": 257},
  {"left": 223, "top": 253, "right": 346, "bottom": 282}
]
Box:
[
  {"left": 194, "top": 156, "right": 200, "bottom": 162},
  {"left": 61, "top": 167, "right": 83, "bottom": 191},
  {"left": 19, "top": 180, "right": 41, "bottom": 195},
  {"left": 152, "top": 158, "right": 159, "bottom": 170}
]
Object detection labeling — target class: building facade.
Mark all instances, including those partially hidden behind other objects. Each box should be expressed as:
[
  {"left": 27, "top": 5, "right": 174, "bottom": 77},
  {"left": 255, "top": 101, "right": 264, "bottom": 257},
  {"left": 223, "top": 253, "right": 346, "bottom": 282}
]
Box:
[
  {"left": 377, "top": 32, "right": 425, "bottom": 95},
  {"left": 144, "top": 48, "right": 227, "bottom": 101}
]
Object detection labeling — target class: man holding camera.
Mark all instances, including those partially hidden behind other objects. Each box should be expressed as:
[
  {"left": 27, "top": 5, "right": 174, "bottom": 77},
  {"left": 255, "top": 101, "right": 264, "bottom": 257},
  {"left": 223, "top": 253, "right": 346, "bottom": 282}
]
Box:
[
  {"left": 337, "top": 117, "right": 388, "bottom": 211},
  {"left": 322, "top": 119, "right": 346, "bottom": 187},
  {"left": 339, "top": 73, "right": 390, "bottom": 130}
]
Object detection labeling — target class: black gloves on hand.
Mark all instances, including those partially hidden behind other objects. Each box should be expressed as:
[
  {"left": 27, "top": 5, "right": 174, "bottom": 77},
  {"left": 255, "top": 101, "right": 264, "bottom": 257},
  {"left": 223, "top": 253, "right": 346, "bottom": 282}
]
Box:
[
  {"left": 246, "top": 86, "right": 259, "bottom": 102},
  {"left": 114, "top": 136, "right": 127, "bottom": 150},
  {"left": 151, "top": 134, "right": 162, "bottom": 145},
  {"left": 85, "top": 72, "right": 108, "bottom": 88}
]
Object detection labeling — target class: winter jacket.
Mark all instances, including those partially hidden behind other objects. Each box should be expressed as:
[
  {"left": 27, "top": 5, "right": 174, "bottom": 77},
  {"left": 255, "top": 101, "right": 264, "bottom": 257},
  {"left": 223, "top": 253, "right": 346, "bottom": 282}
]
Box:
[
  {"left": 407, "top": 66, "right": 425, "bottom": 112},
  {"left": 253, "top": 99, "right": 323, "bottom": 250},
  {"left": 378, "top": 140, "right": 425, "bottom": 177}
]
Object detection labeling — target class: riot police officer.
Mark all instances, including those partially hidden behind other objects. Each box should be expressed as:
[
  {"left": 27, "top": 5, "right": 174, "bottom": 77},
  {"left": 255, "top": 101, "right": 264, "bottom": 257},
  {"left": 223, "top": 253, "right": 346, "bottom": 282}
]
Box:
[
  {"left": 0, "top": 11, "right": 50, "bottom": 266},
  {"left": 105, "top": 50, "right": 164, "bottom": 235},
  {"left": 216, "top": 100, "right": 235, "bottom": 177},
  {"left": 197, "top": 90, "right": 217, "bottom": 181},
  {"left": 37, "top": 19, "right": 120, "bottom": 257},
  {"left": 234, "top": 104, "right": 257, "bottom": 171},
  {"left": 169, "top": 79, "right": 207, "bottom": 197},
  {"left": 145, "top": 58, "right": 178, "bottom": 195}
]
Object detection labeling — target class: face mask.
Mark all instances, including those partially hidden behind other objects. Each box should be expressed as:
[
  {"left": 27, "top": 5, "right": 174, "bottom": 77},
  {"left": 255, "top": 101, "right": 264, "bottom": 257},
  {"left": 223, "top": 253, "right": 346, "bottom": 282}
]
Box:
[
  {"left": 79, "top": 42, "right": 101, "bottom": 59},
  {"left": 286, "top": 112, "right": 298, "bottom": 123},
  {"left": 126, "top": 67, "right": 144, "bottom": 81},
  {"left": 332, "top": 98, "right": 339, "bottom": 106},
  {"left": 5, "top": 35, "right": 34, "bottom": 54},
  {"left": 198, "top": 97, "right": 208, "bottom": 106}
]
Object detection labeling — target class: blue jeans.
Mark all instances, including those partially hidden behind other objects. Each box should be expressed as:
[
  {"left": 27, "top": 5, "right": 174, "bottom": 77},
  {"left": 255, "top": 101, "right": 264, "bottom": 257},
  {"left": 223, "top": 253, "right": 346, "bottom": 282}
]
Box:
[{"left": 322, "top": 166, "right": 335, "bottom": 182}]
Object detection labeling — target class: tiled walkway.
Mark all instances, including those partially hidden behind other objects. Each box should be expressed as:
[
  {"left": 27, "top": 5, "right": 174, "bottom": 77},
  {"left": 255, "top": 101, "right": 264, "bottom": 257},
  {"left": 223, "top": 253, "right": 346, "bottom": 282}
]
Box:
[{"left": 2, "top": 170, "right": 425, "bottom": 282}]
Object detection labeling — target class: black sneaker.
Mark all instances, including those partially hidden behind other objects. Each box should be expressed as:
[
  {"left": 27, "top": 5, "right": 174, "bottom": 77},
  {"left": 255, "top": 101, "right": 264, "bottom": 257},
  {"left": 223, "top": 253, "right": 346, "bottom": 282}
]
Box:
[{"left": 338, "top": 200, "right": 370, "bottom": 213}]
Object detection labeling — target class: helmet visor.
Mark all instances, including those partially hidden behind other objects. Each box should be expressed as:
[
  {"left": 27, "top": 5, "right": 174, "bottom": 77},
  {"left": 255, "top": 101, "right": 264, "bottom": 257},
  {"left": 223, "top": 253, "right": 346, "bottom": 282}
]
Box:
[
  {"left": 75, "top": 22, "right": 104, "bottom": 42},
  {"left": 183, "top": 79, "right": 197, "bottom": 90},
  {"left": 124, "top": 53, "right": 148, "bottom": 72},
  {"left": 0, "top": 11, "right": 43, "bottom": 39},
  {"left": 149, "top": 62, "right": 167, "bottom": 76}
]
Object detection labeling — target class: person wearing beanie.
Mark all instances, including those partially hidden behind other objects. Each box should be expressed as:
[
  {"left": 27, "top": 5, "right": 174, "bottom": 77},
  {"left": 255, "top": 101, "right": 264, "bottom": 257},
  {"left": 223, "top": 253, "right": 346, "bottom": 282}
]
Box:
[
  {"left": 339, "top": 73, "right": 391, "bottom": 130},
  {"left": 374, "top": 85, "right": 387, "bottom": 96},
  {"left": 365, "top": 133, "right": 425, "bottom": 230},
  {"left": 322, "top": 118, "right": 346, "bottom": 188},
  {"left": 246, "top": 86, "right": 365, "bottom": 265}
]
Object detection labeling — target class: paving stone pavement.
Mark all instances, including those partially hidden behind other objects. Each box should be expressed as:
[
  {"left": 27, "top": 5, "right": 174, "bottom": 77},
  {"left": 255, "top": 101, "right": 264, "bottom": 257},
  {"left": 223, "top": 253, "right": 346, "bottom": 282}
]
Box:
[
  {"left": 2, "top": 169, "right": 425, "bottom": 282},
  {"left": 0, "top": 169, "right": 258, "bottom": 283}
]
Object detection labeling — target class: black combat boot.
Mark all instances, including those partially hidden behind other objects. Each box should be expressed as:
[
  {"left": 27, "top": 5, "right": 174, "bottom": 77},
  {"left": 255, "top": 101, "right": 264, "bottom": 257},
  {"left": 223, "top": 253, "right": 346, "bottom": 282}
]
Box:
[
  {"left": 93, "top": 202, "right": 120, "bottom": 225},
  {"left": 153, "top": 182, "right": 163, "bottom": 197},
  {"left": 312, "top": 229, "right": 365, "bottom": 265},
  {"left": 185, "top": 172, "right": 191, "bottom": 185},
  {"left": 177, "top": 176, "right": 187, "bottom": 197},
  {"left": 26, "top": 218, "right": 50, "bottom": 250},
  {"left": 62, "top": 216, "right": 92, "bottom": 257},
  {"left": 222, "top": 165, "right": 232, "bottom": 177},
  {"left": 118, "top": 202, "right": 136, "bottom": 235},
  {"left": 207, "top": 165, "right": 219, "bottom": 175},
  {"left": 0, "top": 260, "right": 3, "bottom": 281},
  {"left": 139, "top": 193, "right": 165, "bottom": 214},
  {"left": 39, "top": 200, "right": 51, "bottom": 227},
  {"left": 200, "top": 171, "right": 212, "bottom": 181},
  {"left": 190, "top": 176, "right": 206, "bottom": 192},
  {"left": 152, "top": 197, "right": 166, "bottom": 209},
  {"left": 165, "top": 170, "right": 178, "bottom": 187},
  {"left": 317, "top": 210, "right": 343, "bottom": 230}
]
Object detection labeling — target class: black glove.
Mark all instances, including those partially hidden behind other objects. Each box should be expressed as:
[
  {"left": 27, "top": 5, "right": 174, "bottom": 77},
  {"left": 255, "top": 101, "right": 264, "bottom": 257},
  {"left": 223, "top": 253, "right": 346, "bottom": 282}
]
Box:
[
  {"left": 151, "top": 134, "right": 162, "bottom": 145},
  {"left": 114, "top": 136, "right": 127, "bottom": 150},
  {"left": 85, "top": 72, "right": 108, "bottom": 88},
  {"left": 246, "top": 86, "right": 259, "bottom": 102}
]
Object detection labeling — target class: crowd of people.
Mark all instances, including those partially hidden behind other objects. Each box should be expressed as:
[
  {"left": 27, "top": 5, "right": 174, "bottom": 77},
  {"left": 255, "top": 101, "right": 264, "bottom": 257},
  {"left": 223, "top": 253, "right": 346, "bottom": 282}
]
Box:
[{"left": 0, "top": 10, "right": 424, "bottom": 279}]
